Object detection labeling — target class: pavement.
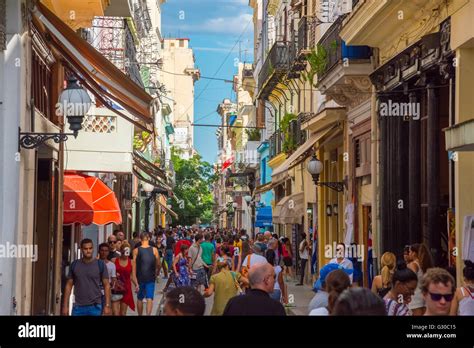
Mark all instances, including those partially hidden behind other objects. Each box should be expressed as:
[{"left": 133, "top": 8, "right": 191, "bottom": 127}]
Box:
[
  {"left": 125, "top": 275, "right": 313, "bottom": 316},
  {"left": 283, "top": 277, "right": 315, "bottom": 316}
]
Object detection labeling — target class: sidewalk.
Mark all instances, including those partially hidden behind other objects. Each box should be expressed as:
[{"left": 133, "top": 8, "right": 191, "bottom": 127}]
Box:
[{"left": 284, "top": 278, "right": 315, "bottom": 316}]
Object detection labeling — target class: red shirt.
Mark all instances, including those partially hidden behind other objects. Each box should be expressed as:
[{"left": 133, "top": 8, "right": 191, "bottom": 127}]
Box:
[{"left": 174, "top": 239, "right": 192, "bottom": 256}]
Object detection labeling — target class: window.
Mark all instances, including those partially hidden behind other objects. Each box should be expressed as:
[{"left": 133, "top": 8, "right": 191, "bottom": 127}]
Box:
[
  {"left": 354, "top": 132, "right": 371, "bottom": 177},
  {"left": 179, "top": 40, "right": 185, "bottom": 48}
]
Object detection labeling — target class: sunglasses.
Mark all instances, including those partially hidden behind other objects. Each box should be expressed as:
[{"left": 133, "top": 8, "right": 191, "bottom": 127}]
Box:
[
  {"left": 108, "top": 240, "right": 117, "bottom": 244},
  {"left": 428, "top": 292, "right": 454, "bottom": 302}
]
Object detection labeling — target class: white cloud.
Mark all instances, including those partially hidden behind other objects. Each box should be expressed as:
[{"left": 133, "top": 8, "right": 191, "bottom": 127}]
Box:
[
  {"left": 192, "top": 46, "right": 239, "bottom": 52},
  {"left": 167, "top": 13, "right": 252, "bottom": 35},
  {"left": 203, "top": 13, "right": 253, "bottom": 34}
]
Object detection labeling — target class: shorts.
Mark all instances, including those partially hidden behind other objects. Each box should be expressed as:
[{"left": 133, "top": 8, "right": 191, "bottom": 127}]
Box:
[
  {"left": 72, "top": 303, "right": 102, "bottom": 316},
  {"left": 191, "top": 268, "right": 208, "bottom": 288},
  {"left": 111, "top": 293, "right": 123, "bottom": 302},
  {"left": 283, "top": 257, "right": 293, "bottom": 267},
  {"left": 137, "top": 281, "right": 156, "bottom": 300}
]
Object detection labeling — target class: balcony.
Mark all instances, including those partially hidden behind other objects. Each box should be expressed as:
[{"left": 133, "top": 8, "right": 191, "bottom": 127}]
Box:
[
  {"left": 315, "top": 17, "right": 373, "bottom": 110},
  {"left": 269, "top": 130, "right": 283, "bottom": 159},
  {"left": 283, "top": 118, "right": 307, "bottom": 155},
  {"left": 65, "top": 106, "right": 134, "bottom": 173},
  {"left": 258, "top": 41, "right": 289, "bottom": 99},
  {"left": 288, "top": 16, "right": 311, "bottom": 78},
  {"left": 298, "top": 111, "right": 317, "bottom": 126}
]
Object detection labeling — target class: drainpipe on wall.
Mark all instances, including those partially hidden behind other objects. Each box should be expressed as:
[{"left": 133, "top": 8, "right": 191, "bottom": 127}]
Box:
[{"left": 370, "top": 84, "right": 380, "bottom": 276}]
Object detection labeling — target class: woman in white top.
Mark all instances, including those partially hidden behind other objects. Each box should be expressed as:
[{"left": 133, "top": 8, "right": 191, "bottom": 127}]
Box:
[
  {"left": 309, "top": 269, "right": 350, "bottom": 316},
  {"left": 407, "top": 243, "right": 433, "bottom": 316},
  {"left": 450, "top": 260, "right": 474, "bottom": 315},
  {"left": 266, "top": 249, "right": 288, "bottom": 304}
]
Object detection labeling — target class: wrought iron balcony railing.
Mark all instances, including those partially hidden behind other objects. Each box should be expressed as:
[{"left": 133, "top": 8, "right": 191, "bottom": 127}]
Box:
[
  {"left": 317, "top": 16, "right": 371, "bottom": 83},
  {"left": 269, "top": 129, "right": 283, "bottom": 159},
  {"left": 258, "top": 41, "right": 289, "bottom": 99},
  {"left": 298, "top": 111, "right": 317, "bottom": 126}
]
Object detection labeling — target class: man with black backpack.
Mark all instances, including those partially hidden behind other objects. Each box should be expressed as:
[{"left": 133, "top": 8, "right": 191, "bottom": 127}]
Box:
[{"left": 62, "top": 239, "right": 111, "bottom": 316}]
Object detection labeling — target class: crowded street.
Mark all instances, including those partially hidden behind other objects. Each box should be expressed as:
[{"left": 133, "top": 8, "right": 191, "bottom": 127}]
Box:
[{"left": 1, "top": 0, "right": 474, "bottom": 328}]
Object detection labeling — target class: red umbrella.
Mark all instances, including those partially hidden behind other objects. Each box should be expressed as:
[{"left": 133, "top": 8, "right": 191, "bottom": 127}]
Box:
[{"left": 63, "top": 172, "right": 122, "bottom": 225}]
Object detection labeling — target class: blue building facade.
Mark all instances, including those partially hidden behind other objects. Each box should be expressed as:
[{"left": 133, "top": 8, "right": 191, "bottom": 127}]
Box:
[{"left": 255, "top": 141, "right": 273, "bottom": 231}]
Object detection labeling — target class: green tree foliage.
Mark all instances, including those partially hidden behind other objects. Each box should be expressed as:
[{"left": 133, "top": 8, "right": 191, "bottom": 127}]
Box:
[
  {"left": 280, "top": 112, "right": 297, "bottom": 154},
  {"left": 170, "top": 148, "right": 217, "bottom": 226}
]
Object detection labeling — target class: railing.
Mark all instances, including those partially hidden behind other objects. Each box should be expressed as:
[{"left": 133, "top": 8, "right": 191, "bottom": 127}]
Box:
[
  {"left": 297, "top": 16, "right": 310, "bottom": 54},
  {"left": 269, "top": 129, "right": 283, "bottom": 159},
  {"left": 317, "top": 16, "right": 371, "bottom": 82},
  {"left": 258, "top": 41, "right": 289, "bottom": 92},
  {"left": 298, "top": 111, "right": 317, "bottom": 125}
]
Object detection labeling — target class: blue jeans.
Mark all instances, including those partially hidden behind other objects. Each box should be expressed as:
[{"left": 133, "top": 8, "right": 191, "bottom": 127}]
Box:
[
  {"left": 72, "top": 303, "right": 102, "bottom": 316},
  {"left": 270, "top": 289, "right": 281, "bottom": 302}
]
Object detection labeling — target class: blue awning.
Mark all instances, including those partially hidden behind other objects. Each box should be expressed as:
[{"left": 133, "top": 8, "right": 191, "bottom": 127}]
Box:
[{"left": 255, "top": 206, "right": 272, "bottom": 227}]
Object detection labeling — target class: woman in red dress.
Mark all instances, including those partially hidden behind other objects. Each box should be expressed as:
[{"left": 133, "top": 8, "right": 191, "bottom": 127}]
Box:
[{"left": 113, "top": 242, "right": 136, "bottom": 315}]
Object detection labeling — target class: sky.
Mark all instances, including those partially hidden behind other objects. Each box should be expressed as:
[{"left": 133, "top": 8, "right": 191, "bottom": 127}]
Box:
[{"left": 161, "top": 0, "right": 254, "bottom": 164}]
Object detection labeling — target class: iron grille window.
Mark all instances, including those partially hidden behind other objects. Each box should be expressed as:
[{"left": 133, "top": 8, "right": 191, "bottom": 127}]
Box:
[{"left": 32, "top": 49, "right": 53, "bottom": 120}]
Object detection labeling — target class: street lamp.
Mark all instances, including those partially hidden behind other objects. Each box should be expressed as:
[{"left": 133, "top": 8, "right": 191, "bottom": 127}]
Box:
[
  {"left": 244, "top": 195, "right": 252, "bottom": 203},
  {"left": 307, "top": 155, "right": 347, "bottom": 192},
  {"left": 19, "top": 76, "right": 91, "bottom": 150},
  {"left": 232, "top": 202, "right": 239, "bottom": 208},
  {"left": 143, "top": 183, "right": 154, "bottom": 196}
]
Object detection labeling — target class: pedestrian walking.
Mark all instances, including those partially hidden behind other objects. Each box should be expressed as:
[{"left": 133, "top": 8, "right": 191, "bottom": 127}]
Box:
[
  {"left": 281, "top": 238, "right": 294, "bottom": 281},
  {"left": 113, "top": 242, "right": 136, "bottom": 315},
  {"left": 265, "top": 249, "right": 288, "bottom": 304},
  {"left": 223, "top": 263, "right": 286, "bottom": 316},
  {"left": 371, "top": 252, "right": 396, "bottom": 298},
  {"left": 204, "top": 260, "right": 249, "bottom": 315},
  {"left": 296, "top": 233, "right": 310, "bottom": 286},
  {"left": 98, "top": 243, "right": 118, "bottom": 314},
  {"left": 450, "top": 260, "right": 474, "bottom": 315},
  {"left": 309, "top": 269, "right": 350, "bottom": 316},
  {"left": 62, "top": 239, "right": 111, "bottom": 316},
  {"left": 173, "top": 243, "right": 192, "bottom": 287},
  {"left": 383, "top": 262, "right": 418, "bottom": 316},
  {"left": 201, "top": 233, "right": 216, "bottom": 280},
  {"left": 107, "top": 234, "right": 121, "bottom": 260},
  {"left": 132, "top": 232, "right": 161, "bottom": 316},
  {"left": 407, "top": 243, "right": 433, "bottom": 315},
  {"left": 421, "top": 268, "right": 455, "bottom": 316},
  {"left": 188, "top": 233, "right": 209, "bottom": 292}
]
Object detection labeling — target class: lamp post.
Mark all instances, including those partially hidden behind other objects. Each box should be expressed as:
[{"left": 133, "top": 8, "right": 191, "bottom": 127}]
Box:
[
  {"left": 307, "top": 155, "right": 347, "bottom": 192},
  {"left": 19, "top": 76, "right": 91, "bottom": 150}
]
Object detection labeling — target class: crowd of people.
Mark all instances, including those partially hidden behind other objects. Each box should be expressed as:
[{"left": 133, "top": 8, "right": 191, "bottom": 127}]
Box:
[{"left": 61, "top": 226, "right": 474, "bottom": 317}]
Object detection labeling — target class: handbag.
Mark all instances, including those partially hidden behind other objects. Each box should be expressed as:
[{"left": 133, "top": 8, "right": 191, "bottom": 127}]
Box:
[
  {"left": 112, "top": 274, "right": 126, "bottom": 294},
  {"left": 231, "top": 272, "right": 244, "bottom": 295}
]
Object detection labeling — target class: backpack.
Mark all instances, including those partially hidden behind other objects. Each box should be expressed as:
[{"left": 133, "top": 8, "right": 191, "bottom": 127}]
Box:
[{"left": 70, "top": 259, "right": 106, "bottom": 284}]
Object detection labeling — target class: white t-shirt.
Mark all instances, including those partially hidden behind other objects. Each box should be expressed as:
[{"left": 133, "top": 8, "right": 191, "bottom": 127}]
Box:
[
  {"left": 105, "top": 260, "right": 116, "bottom": 283},
  {"left": 242, "top": 253, "right": 268, "bottom": 268},
  {"left": 299, "top": 240, "right": 309, "bottom": 259},
  {"left": 328, "top": 257, "right": 354, "bottom": 283},
  {"left": 309, "top": 307, "right": 329, "bottom": 316},
  {"left": 274, "top": 265, "right": 282, "bottom": 290}
]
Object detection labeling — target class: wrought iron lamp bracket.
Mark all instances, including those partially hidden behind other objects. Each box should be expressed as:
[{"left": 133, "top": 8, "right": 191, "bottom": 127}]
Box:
[{"left": 18, "top": 127, "right": 76, "bottom": 151}]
